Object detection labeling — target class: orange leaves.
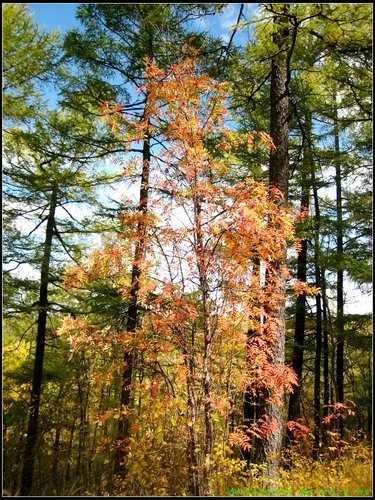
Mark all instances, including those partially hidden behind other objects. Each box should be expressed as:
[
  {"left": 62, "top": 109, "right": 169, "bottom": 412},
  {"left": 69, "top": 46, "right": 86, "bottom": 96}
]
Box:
[
  {"left": 246, "top": 132, "right": 255, "bottom": 153},
  {"left": 118, "top": 210, "right": 159, "bottom": 237},
  {"left": 64, "top": 264, "right": 86, "bottom": 291},
  {"left": 258, "top": 415, "right": 280, "bottom": 438},
  {"left": 144, "top": 57, "right": 228, "bottom": 156},
  {"left": 245, "top": 354, "right": 298, "bottom": 404},
  {"left": 286, "top": 420, "right": 313, "bottom": 442},
  {"left": 246, "top": 130, "right": 276, "bottom": 154},
  {"left": 320, "top": 402, "right": 355, "bottom": 450},
  {"left": 229, "top": 417, "right": 280, "bottom": 452},
  {"left": 228, "top": 428, "right": 252, "bottom": 452},
  {"left": 218, "top": 179, "right": 292, "bottom": 258},
  {"left": 87, "top": 57, "right": 309, "bottom": 452},
  {"left": 293, "top": 237, "right": 305, "bottom": 254},
  {"left": 63, "top": 241, "right": 132, "bottom": 292},
  {"left": 99, "top": 101, "right": 124, "bottom": 115},
  {"left": 296, "top": 203, "right": 309, "bottom": 222},
  {"left": 93, "top": 409, "right": 115, "bottom": 425},
  {"left": 99, "top": 101, "right": 124, "bottom": 137},
  {"left": 145, "top": 283, "right": 198, "bottom": 336},
  {"left": 322, "top": 401, "right": 356, "bottom": 427},
  {"left": 58, "top": 315, "right": 121, "bottom": 359},
  {"left": 293, "top": 279, "right": 320, "bottom": 297}
]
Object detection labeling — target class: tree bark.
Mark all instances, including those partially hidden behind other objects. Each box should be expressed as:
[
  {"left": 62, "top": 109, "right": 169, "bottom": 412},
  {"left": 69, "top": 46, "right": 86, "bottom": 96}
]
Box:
[
  {"left": 286, "top": 112, "right": 312, "bottom": 442},
  {"left": 286, "top": 236, "right": 307, "bottom": 440},
  {"left": 313, "top": 267, "right": 322, "bottom": 458},
  {"left": 114, "top": 123, "right": 151, "bottom": 476},
  {"left": 268, "top": 6, "right": 291, "bottom": 202},
  {"left": 184, "top": 339, "right": 201, "bottom": 497},
  {"left": 254, "top": 4, "right": 291, "bottom": 485},
  {"left": 333, "top": 100, "right": 345, "bottom": 438},
  {"left": 310, "top": 133, "right": 325, "bottom": 456},
  {"left": 195, "top": 192, "right": 214, "bottom": 495},
  {"left": 322, "top": 278, "right": 330, "bottom": 445},
  {"left": 20, "top": 183, "right": 57, "bottom": 496}
]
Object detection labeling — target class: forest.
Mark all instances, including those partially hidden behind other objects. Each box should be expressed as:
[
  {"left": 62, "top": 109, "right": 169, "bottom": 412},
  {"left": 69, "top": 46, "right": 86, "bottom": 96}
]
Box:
[{"left": 2, "top": 3, "right": 373, "bottom": 497}]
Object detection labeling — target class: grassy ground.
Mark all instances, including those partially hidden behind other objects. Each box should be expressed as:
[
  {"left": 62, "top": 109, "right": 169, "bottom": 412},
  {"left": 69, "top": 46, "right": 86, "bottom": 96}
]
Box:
[{"left": 225, "top": 441, "right": 372, "bottom": 497}]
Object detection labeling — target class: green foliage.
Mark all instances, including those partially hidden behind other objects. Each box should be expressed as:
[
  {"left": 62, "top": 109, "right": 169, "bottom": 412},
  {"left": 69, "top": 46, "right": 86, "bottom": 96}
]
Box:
[
  {"left": 2, "top": 2, "right": 372, "bottom": 497},
  {"left": 2, "top": 3, "right": 60, "bottom": 123}
]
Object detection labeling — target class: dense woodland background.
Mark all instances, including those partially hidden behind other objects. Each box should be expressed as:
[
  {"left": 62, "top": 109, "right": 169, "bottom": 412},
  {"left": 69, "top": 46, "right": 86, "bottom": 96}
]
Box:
[{"left": 2, "top": 3, "right": 372, "bottom": 497}]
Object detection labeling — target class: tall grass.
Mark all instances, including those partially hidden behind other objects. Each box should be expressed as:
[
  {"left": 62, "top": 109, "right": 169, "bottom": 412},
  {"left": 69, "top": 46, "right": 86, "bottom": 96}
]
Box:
[{"left": 224, "top": 440, "right": 372, "bottom": 497}]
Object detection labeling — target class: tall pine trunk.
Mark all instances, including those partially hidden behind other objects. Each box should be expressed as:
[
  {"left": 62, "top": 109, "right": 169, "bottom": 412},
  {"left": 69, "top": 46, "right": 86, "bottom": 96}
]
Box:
[
  {"left": 286, "top": 111, "right": 312, "bottom": 442},
  {"left": 333, "top": 99, "right": 345, "bottom": 439},
  {"left": 21, "top": 183, "right": 57, "bottom": 496},
  {"left": 115, "top": 124, "right": 151, "bottom": 475},
  {"left": 254, "top": 4, "right": 291, "bottom": 484},
  {"left": 313, "top": 264, "right": 322, "bottom": 458},
  {"left": 310, "top": 138, "right": 325, "bottom": 456},
  {"left": 322, "top": 277, "right": 330, "bottom": 445}
]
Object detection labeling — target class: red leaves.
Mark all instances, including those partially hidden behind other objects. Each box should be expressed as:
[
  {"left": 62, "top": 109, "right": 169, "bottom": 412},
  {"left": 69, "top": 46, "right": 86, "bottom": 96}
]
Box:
[
  {"left": 228, "top": 428, "right": 252, "bottom": 451},
  {"left": 69, "top": 58, "right": 309, "bottom": 455},
  {"left": 230, "top": 416, "right": 281, "bottom": 452},
  {"left": 296, "top": 204, "right": 309, "bottom": 222},
  {"left": 286, "top": 420, "right": 313, "bottom": 441},
  {"left": 322, "top": 401, "right": 356, "bottom": 426},
  {"left": 218, "top": 141, "right": 230, "bottom": 151}
]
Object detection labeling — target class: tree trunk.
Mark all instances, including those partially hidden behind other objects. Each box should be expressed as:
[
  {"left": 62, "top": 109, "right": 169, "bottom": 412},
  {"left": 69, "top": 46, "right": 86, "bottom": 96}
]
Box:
[
  {"left": 65, "top": 418, "right": 76, "bottom": 484},
  {"left": 243, "top": 386, "right": 256, "bottom": 465},
  {"left": 184, "top": 339, "right": 201, "bottom": 497},
  {"left": 286, "top": 236, "right": 307, "bottom": 441},
  {"left": 254, "top": 4, "right": 291, "bottom": 485},
  {"left": 195, "top": 192, "right": 214, "bottom": 495},
  {"left": 287, "top": 112, "right": 312, "bottom": 442},
  {"left": 20, "top": 183, "right": 57, "bottom": 496},
  {"left": 313, "top": 268, "right": 322, "bottom": 458},
  {"left": 256, "top": 4, "right": 291, "bottom": 486},
  {"left": 311, "top": 136, "right": 324, "bottom": 457},
  {"left": 333, "top": 100, "right": 345, "bottom": 439},
  {"left": 115, "top": 124, "right": 151, "bottom": 475},
  {"left": 367, "top": 357, "right": 372, "bottom": 437},
  {"left": 322, "top": 278, "right": 330, "bottom": 445},
  {"left": 268, "top": 5, "right": 291, "bottom": 202},
  {"left": 52, "top": 427, "right": 61, "bottom": 491}
]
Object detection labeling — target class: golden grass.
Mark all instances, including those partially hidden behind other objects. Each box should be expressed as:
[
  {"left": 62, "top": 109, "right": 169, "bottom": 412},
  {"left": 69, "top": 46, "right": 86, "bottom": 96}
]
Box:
[{"left": 223, "top": 441, "right": 373, "bottom": 497}]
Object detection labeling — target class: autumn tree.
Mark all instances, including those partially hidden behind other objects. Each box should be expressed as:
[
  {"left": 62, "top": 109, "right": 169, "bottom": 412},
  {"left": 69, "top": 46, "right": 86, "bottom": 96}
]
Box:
[
  {"left": 60, "top": 54, "right": 306, "bottom": 495},
  {"left": 61, "top": 4, "right": 231, "bottom": 476},
  {"left": 226, "top": 2, "right": 372, "bottom": 455},
  {"left": 3, "top": 3, "right": 372, "bottom": 496}
]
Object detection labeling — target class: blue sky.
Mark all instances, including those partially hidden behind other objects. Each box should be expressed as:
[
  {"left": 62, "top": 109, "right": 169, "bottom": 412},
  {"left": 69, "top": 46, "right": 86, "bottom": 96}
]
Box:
[
  {"left": 27, "top": 3, "right": 256, "bottom": 42},
  {"left": 10, "top": 4, "right": 373, "bottom": 315},
  {"left": 27, "top": 3, "right": 80, "bottom": 32}
]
